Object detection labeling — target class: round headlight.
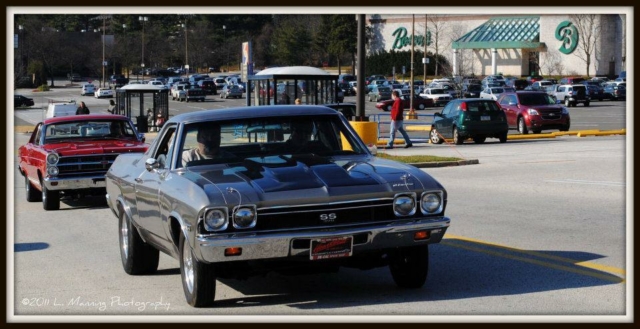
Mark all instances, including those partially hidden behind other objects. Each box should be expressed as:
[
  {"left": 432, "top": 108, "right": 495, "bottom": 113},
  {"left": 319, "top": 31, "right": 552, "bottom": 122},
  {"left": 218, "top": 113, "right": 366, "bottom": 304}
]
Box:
[
  {"left": 421, "top": 193, "right": 442, "bottom": 214},
  {"left": 47, "top": 153, "right": 59, "bottom": 165},
  {"left": 233, "top": 206, "right": 256, "bottom": 229},
  {"left": 394, "top": 195, "right": 416, "bottom": 216},
  {"left": 47, "top": 166, "right": 59, "bottom": 176},
  {"left": 204, "top": 209, "right": 227, "bottom": 231}
]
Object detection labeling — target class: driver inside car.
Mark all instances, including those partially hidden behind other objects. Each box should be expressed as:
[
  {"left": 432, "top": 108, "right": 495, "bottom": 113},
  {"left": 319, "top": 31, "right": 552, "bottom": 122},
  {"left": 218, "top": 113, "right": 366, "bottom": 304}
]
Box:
[{"left": 181, "top": 124, "right": 234, "bottom": 166}]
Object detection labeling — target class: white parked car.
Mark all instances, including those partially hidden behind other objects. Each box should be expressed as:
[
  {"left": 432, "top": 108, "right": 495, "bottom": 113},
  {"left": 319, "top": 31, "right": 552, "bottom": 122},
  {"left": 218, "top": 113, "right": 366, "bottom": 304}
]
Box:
[
  {"left": 81, "top": 83, "right": 95, "bottom": 96},
  {"left": 418, "top": 88, "right": 452, "bottom": 106},
  {"left": 480, "top": 87, "right": 507, "bottom": 101},
  {"left": 95, "top": 88, "right": 114, "bottom": 98},
  {"left": 147, "top": 80, "right": 169, "bottom": 90}
]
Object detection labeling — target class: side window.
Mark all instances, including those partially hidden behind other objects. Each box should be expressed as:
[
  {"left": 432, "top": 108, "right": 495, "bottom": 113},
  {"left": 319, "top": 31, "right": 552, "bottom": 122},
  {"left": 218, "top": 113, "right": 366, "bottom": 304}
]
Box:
[
  {"left": 33, "top": 126, "right": 42, "bottom": 146},
  {"left": 154, "top": 125, "right": 177, "bottom": 169},
  {"left": 441, "top": 102, "right": 453, "bottom": 116}
]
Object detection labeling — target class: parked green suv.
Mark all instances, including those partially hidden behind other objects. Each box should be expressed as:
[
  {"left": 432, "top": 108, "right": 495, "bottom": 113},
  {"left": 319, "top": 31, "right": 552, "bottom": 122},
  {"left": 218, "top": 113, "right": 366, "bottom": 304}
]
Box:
[{"left": 430, "top": 98, "right": 508, "bottom": 145}]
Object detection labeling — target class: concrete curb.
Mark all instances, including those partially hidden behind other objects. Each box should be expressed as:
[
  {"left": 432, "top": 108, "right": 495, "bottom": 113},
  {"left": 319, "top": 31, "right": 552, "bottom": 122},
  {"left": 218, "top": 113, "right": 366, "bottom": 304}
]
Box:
[{"left": 411, "top": 159, "right": 480, "bottom": 168}]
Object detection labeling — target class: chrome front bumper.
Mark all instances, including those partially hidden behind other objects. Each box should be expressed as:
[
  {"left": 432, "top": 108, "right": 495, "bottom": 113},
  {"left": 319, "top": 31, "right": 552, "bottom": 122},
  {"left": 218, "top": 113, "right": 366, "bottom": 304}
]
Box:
[
  {"left": 43, "top": 175, "right": 107, "bottom": 191},
  {"left": 195, "top": 217, "right": 450, "bottom": 263}
]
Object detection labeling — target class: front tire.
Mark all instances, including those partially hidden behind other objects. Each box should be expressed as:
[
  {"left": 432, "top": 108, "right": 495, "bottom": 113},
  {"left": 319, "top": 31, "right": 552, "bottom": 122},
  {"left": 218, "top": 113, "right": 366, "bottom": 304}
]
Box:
[
  {"left": 430, "top": 128, "right": 444, "bottom": 144},
  {"left": 565, "top": 98, "right": 571, "bottom": 107},
  {"left": 418, "top": 103, "right": 425, "bottom": 110},
  {"left": 25, "top": 176, "right": 41, "bottom": 202},
  {"left": 389, "top": 245, "right": 429, "bottom": 289},
  {"left": 119, "top": 209, "right": 159, "bottom": 275},
  {"left": 180, "top": 233, "right": 216, "bottom": 307},
  {"left": 518, "top": 117, "right": 529, "bottom": 134},
  {"left": 41, "top": 181, "right": 59, "bottom": 211}
]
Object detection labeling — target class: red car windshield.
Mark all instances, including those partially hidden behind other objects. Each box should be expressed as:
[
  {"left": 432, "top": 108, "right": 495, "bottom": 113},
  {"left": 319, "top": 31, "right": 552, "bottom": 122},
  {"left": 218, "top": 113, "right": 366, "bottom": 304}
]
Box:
[{"left": 44, "top": 120, "right": 136, "bottom": 143}]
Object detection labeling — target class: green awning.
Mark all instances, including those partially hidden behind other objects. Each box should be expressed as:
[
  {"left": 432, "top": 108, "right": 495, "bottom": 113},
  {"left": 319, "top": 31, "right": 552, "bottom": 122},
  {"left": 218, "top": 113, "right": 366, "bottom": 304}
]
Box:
[{"left": 452, "top": 16, "right": 545, "bottom": 50}]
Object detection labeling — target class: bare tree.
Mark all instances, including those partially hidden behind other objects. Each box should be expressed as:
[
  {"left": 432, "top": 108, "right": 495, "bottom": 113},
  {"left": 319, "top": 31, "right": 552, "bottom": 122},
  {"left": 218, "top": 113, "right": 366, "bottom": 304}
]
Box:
[
  {"left": 447, "top": 23, "right": 474, "bottom": 77},
  {"left": 540, "top": 50, "right": 564, "bottom": 76},
  {"left": 427, "top": 14, "right": 448, "bottom": 77},
  {"left": 569, "top": 14, "right": 601, "bottom": 77}
]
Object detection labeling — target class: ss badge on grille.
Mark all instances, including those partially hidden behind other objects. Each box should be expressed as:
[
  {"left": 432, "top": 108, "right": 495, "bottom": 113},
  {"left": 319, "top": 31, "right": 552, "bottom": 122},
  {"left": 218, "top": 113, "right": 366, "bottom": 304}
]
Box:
[{"left": 319, "top": 213, "right": 337, "bottom": 222}]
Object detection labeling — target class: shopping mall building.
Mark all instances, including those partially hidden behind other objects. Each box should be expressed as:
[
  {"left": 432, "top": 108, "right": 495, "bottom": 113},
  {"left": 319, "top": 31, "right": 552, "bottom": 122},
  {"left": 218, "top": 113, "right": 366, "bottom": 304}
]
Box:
[{"left": 366, "top": 13, "right": 627, "bottom": 78}]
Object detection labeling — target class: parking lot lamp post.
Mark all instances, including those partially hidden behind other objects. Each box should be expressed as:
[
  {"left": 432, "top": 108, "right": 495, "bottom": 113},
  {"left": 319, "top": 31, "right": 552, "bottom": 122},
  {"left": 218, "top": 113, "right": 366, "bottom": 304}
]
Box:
[
  {"left": 102, "top": 18, "right": 106, "bottom": 88},
  {"left": 223, "top": 25, "right": 228, "bottom": 72},
  {"left": 121, "top": 24, "right": 127, "bottom": 83},
  {"left": 17, "top": 25, "right": 24, "bottom": 72},
  {"left": 182, "top": 22, "right": 188, "bottom": 74},
  {"left": 139, "top": 16, "right": 148, "bottom": 81}
]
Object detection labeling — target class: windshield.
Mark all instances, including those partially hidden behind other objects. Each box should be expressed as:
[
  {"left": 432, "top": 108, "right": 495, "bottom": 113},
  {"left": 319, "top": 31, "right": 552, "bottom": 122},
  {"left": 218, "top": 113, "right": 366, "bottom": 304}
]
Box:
[
  {"left": 518, "top": 93, "right": 555, "bottom": 105},
  {"left": 431, "top": 89, "right": 445, "bottom": 94},
  {"left": 44, "top": 119, "right": 137, "bottom": 143},
  {"left": 178, "top": 115, "right": 367, "bottom": 168}
]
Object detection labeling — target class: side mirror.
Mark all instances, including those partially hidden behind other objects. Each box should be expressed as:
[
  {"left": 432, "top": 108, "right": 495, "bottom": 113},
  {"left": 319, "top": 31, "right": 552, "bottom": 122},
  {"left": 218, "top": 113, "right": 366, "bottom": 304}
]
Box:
[
  {"left": 145, "top": 158, "right": 159, "bottom": 172},
  {"left": 138, "top": 133, "right": 146, "bottom": 143},
  {"left": 433, "top": 112, "right": 442, "bottom": 117}
]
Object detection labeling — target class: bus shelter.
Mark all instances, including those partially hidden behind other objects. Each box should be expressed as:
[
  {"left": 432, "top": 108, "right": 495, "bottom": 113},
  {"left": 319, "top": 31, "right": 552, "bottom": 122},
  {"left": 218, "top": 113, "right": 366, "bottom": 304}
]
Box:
[
  {"left": 246, "top": 66, "right": 340, "bottom": 107},
  {"left": 114, "top": 84, "right": 169, "bottom": 133}
]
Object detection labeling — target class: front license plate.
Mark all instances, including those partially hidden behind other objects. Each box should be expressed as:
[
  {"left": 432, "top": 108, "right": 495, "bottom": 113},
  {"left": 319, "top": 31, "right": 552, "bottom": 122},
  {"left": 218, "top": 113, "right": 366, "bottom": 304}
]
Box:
[
  {"left": 481, "top": 115, "right": 491, "bottom": 121},
  {"left": 310, "top": 236, "right": 353, "bottom": 260}
]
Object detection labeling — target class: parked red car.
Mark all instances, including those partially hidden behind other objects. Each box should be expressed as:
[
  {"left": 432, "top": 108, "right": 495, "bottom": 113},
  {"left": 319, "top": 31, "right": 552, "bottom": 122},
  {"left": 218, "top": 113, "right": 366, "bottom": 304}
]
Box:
[
  {"left": 496, "top": 91, "right": 570, "bottom": 134},
  {"left": 375, "top": 94, "right": 435, "bottom": 111},
  {"left": 18, "top": 114, "right": 148, "bottom": 210}
]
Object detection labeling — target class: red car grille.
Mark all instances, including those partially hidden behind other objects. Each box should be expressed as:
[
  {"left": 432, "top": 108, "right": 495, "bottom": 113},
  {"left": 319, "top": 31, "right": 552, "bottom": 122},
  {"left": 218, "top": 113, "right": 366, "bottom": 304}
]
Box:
[{"left": 56, "top": 154, "right": 120, "bottom": 176}]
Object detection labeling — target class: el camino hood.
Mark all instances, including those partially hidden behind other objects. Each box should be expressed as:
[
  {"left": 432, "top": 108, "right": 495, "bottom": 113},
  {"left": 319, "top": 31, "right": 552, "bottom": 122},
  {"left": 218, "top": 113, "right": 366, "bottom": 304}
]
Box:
[
  {"left": 183, "top": 156, "right": 433, "bottom": 203},
  {"left": 43, "top": 140, "right": 147, "bottom": 156}
]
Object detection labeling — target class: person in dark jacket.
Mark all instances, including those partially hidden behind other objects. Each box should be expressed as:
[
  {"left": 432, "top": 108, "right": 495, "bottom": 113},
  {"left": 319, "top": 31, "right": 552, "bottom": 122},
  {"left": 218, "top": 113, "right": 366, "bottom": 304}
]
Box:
[
  {"left": 76, "top": 101, "right": 90, "bottom": 115},
  {"left": 386, "top": 90, "right": 413, "bottom": 149}
]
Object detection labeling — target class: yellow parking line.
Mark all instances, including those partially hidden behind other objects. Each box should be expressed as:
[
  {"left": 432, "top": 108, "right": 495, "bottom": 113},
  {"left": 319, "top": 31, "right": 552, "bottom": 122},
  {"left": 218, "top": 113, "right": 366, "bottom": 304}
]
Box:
[{"left": 443, "top": 234, "right": 625, "bottom": 283}]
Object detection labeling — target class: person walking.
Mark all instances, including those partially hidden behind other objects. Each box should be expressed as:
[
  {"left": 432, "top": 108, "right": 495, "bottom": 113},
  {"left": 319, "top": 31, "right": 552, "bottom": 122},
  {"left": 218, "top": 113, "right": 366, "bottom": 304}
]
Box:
[
  {"left": 107, "top": 99, "right": 116, "bottom": 114},
  {"left": 386, "top": 90, "right": 413, "bottom": 149},
  {"left": 75, "top": 101, "right": 90, "bottom": 115}
]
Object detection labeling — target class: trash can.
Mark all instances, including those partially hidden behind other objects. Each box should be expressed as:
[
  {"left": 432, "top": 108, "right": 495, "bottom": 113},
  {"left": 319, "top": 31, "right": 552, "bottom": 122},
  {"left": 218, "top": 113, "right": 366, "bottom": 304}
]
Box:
[{"left": 136, "top": 115, "right": 148, "bottom": 133}]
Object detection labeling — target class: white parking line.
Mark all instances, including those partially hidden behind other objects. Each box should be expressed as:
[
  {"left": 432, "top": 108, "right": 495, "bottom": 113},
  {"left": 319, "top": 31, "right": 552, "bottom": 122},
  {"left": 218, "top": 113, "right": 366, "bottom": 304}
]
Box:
[{"left": 544, "top": 179, "right": 625, "bottom": 187}]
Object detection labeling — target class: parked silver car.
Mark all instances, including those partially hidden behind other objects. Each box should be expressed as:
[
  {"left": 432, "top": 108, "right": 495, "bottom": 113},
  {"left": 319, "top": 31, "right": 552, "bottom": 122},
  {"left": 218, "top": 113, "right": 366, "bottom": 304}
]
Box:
[
  {"left": 105, "top": 106, "right": 451, "bottom": 307},
  {"left": 220, "top": 84, "right": 243, "bottom": 99}
]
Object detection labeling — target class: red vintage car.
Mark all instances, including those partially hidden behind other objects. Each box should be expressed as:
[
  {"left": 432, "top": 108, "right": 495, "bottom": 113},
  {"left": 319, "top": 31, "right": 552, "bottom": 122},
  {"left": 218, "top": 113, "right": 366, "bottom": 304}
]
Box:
[
  {"left": 375, "top": 94, "right": 435, "bottom": 111},
  {"left": 18, "top": 114, "right": 148, "bottom": 210}
]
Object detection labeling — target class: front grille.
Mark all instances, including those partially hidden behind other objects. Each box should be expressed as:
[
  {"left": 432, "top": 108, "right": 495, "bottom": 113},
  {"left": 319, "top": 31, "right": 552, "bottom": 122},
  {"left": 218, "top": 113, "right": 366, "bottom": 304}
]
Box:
[
  {"left": 56, "top": 154, "right": 120, "bottom": 177},
  {"left": 255, "top": 199, "right": 395, "bottom": 231},
  {"left": 540, "top": 108, "right": 564, "bottom": 120}
]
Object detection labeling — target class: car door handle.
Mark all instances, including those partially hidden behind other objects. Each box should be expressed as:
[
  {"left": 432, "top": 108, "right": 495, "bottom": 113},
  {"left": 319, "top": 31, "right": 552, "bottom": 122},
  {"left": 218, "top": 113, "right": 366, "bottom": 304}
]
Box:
[{"left": 135, "top": 178, "right": 143, "bottom": 183}]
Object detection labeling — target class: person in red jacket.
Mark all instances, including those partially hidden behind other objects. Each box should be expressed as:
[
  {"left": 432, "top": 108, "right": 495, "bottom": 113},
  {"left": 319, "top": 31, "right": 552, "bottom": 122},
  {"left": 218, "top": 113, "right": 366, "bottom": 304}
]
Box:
[{"left": 386, "top": 90, "right": 413, "bottom": 149}]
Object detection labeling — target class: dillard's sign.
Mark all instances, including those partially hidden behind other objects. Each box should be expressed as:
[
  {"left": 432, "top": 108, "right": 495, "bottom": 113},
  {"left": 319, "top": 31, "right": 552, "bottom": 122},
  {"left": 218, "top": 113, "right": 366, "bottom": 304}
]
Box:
[{"left": 392, "top": 27, "right": 432, "bottom": 50}]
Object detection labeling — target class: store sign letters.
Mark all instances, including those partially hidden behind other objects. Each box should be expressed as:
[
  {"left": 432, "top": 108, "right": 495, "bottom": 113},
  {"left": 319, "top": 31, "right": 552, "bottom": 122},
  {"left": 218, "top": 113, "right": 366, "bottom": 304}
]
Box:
[
  {"left": 392, "top": 27, "right": 431, "bottom": 50},
  {"left": 555, "top": 21, "right": 579, "bottom": 55}
]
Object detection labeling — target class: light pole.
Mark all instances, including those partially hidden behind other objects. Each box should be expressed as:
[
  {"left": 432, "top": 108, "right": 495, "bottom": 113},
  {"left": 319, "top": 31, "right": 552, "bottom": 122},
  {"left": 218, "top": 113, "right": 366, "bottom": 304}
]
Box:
[
  {"left": 17, "top": 25, "right": 24, "bottom": 72},
  {"left": 93, "top": 28, "right": 103, "bottom": 87},
  {"left": 223, "top": 25, "right": 228, "bottom": 72},
  {"left": 122, "top": 24, "right": 127, "bottom": 80},
  {"left": 182, "top": 22, "right": 188, "bottom": 74},
  {"left": 102, "top": 17, "right": 106, "bottom": 88},
  {"left": 139, "top": 16, "right": 148, "bottom": 81}
]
